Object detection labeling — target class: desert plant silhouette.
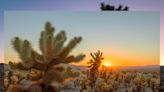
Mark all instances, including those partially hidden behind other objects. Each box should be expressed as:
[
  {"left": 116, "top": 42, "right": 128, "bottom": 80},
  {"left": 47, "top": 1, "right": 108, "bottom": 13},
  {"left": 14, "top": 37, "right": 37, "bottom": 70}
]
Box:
[{"left": 87, "top": 50, "right": 103, "bottom": 88}]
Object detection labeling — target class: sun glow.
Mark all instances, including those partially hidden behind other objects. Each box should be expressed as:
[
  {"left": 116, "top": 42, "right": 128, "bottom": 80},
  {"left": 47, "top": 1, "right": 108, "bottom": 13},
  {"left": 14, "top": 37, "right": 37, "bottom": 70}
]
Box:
[{"left": 102, "top": 61, "right": 111, "bottom": 67}]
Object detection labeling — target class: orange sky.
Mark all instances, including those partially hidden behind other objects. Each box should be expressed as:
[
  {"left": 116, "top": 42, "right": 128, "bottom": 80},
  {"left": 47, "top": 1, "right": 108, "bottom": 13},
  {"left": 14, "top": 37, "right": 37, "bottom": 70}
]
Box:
[
  {"left": 74, "top": 50, "right": 159, "bottom": 66},
  {"left": 5, "top": 48, "right": 159, "bottom": 66}
]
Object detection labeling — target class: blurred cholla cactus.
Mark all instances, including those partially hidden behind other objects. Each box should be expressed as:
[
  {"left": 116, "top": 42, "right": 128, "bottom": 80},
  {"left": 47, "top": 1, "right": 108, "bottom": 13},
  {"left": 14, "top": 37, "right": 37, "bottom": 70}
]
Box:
[{"left": 9, "top": 21, "right": 85, "bottom": 71}]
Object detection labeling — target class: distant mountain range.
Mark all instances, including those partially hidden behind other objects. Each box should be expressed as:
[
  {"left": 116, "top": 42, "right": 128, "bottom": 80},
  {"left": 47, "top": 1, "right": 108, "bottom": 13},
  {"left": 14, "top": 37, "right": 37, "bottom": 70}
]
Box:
[
  {"left": 0, "top": 63, "right": 160, "bottom": 72},
  {"left": 74, "top": 65, "right": 160, "bottom": 72}
]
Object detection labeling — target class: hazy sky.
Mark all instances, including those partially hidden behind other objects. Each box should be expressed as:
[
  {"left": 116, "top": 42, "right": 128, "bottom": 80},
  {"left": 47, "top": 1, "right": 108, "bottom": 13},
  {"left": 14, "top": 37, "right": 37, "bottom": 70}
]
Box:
[
  {"left": 0, "top": 0, "right": 163, "bottom": 65},
  {"left": 4, "top": 11, "right": 159, "bottom": 66}
]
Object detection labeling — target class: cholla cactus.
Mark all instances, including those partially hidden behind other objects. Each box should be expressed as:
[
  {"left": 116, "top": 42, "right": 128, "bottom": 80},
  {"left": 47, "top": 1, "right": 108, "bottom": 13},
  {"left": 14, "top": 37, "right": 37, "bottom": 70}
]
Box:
[
  {"left": 87, "top": 50, "right": 103, "bottom": 88},
  {"left": 9, "top": 21, "right": 85, "bottom": 71},
  {"left": 8, "top": 22, "right": 85, "bottom": 87},
  {"left": 88, "top": 50, "right": 103, "bottom": 74}
]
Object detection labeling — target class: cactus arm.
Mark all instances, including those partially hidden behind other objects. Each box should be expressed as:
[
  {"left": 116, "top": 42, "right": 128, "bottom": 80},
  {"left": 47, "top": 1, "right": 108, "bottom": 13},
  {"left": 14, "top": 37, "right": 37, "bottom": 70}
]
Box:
[
  {"left": 12, "top": 37, "right": 34, "bottom": 68},
  {"left": 53, "top": 31, "right": 66, "bottom": 56},
  {"left": 64, "top": 54, "right": 85, "bottom": 63},
  {"left": 73, "top": 54, "right": 85, "bottom": 62},
  {"left": 9, "top": 53, "right": 48, "bottom": 71},
  {"left": 58, "top": 37, "right": 82, "bottom": 58},
  {"left": 39, "top": 22, "right": 55, "bottom": 62},
  {"left": 9, "top": 60, "right": 48, "bottom": 71},
  {"left": 49, "top": 54, "right": 85, "bottom": 65},
  {"left": 39, "top": 31, "right": 44, "bottom": 53},
  {"left": 11, "top": 37, "right": 22, "bottom": 53}
]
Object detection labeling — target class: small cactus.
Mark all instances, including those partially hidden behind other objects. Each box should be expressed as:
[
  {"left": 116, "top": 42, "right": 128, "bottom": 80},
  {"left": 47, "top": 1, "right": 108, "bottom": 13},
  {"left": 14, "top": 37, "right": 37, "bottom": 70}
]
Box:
[{"left": 87, "top": 50, "right": 104, "bottom": 88}]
